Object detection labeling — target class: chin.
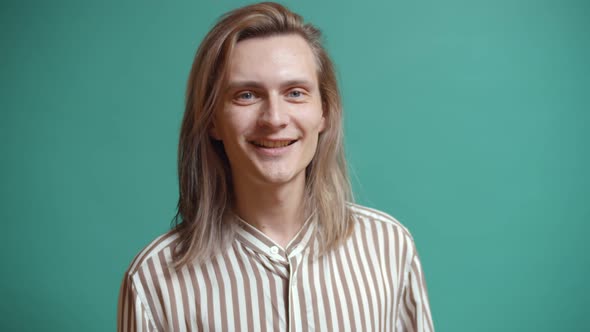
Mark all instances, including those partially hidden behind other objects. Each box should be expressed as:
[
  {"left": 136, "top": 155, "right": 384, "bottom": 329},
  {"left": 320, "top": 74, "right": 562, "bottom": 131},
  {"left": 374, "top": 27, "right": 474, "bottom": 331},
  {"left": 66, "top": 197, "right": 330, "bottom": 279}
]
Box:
[
  {"left": 259, "top": 174, "right": 294, "bottom": 185},
  {"left": 256, "top": 169, "right": 300, "bottom": 185}
]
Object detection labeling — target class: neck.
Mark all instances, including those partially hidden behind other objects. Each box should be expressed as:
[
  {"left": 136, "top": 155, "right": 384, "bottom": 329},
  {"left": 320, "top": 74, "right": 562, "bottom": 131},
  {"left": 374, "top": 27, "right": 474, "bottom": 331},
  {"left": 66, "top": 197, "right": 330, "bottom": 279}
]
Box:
[{"left": 232, "top": 175, "right": 307, "bottom": 248}]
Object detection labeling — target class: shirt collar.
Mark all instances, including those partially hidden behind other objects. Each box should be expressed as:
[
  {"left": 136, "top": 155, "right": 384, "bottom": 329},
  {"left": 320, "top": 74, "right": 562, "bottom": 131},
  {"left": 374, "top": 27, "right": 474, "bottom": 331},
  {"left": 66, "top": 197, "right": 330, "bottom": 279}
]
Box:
[{"left": 233, "top": 212, "right": 317, "bottom": 263}]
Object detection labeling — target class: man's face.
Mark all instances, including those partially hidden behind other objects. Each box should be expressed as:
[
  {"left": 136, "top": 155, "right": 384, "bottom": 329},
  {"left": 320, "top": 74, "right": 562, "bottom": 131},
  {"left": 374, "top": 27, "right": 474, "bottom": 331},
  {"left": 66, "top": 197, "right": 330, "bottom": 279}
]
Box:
[{"left": 210, "top": 34, "right": 325, "bottom": 187}]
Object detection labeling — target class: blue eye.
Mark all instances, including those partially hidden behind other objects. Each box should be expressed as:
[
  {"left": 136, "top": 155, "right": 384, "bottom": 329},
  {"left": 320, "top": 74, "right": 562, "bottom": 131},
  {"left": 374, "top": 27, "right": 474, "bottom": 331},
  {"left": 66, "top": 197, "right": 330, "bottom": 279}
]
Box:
[
  {"left": 239, "top": 92, "right": 254, "bottom": 99},
  {"left": 288, "top": 90, "right": 302, "bottom": 98}
]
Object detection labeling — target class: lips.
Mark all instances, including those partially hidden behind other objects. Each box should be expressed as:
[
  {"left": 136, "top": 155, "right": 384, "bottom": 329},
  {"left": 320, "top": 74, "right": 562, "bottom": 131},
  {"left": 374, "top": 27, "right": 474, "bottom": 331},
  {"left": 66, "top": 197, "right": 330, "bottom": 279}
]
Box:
[{"left": 250, "top": 139, "right": 297, "bottom": 148}]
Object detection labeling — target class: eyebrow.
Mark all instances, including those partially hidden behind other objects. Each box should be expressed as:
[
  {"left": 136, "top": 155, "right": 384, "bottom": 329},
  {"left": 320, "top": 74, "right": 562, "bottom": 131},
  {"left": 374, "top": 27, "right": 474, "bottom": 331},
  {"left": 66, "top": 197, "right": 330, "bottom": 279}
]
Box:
[{"left": 226, "top": 79, "right": 315, "bottom": 91}]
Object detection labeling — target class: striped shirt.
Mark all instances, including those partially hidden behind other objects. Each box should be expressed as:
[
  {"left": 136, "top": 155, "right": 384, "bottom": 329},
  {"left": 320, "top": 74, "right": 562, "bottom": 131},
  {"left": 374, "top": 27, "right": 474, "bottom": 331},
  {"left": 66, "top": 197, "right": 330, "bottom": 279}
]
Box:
[{"left": 117, "top": 203, "right": 434, "bottom": 331}]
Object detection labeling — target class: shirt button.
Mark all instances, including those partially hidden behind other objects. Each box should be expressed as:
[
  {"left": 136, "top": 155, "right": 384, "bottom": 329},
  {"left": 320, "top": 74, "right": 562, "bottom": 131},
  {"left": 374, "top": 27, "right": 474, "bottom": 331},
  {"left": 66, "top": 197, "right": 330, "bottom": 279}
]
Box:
[{"left": 270, "top": 246, "right": 279, "bottom": 254}]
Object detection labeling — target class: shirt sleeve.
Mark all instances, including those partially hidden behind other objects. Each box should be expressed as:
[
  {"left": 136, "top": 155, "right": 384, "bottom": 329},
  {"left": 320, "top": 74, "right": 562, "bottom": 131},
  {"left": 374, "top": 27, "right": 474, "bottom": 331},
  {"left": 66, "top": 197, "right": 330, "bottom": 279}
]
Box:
[
  {"left": 396, "top": 250, "right": 435, "bottom": 332},
  {"left": 117, "top": 272, "right": 158, "bottom": 332}
]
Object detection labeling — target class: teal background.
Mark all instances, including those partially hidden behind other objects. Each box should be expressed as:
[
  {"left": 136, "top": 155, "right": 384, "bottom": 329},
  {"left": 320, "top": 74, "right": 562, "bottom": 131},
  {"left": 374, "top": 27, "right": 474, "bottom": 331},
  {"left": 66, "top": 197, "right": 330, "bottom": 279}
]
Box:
[{"left": 1, "top": 0, "right": 588, "bottom": 331}]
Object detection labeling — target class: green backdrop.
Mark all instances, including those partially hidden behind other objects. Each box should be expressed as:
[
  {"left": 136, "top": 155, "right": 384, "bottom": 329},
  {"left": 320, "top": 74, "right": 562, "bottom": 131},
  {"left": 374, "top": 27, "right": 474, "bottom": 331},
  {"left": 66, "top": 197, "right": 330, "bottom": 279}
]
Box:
[{"left": 1, "top": 0, "right": 588, "bottom": 331}]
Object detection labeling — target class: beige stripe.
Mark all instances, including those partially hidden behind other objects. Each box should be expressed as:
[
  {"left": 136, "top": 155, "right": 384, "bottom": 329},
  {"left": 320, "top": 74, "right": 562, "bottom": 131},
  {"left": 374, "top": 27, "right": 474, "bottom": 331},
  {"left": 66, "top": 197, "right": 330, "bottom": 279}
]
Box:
[
  {"left": 164, "top": 248, "right": 186, "bottom": 332},
  {"left": 259, "top": 259, "right": 274, "bottom": 331},
  {"left": 235, "top": 244, "right": 257, "bottom": 331},
  {"left": 201, "top": 262, "right": 216, "bottom": 330},
  {"left": 414, "top": 254, "right": 434, "bottom": 331},
  {"left": 124, "top": 275, "right": 131, "bottom": 332},
  {"left": 133, "top": 296, "right": 142, "bottom": 331},
  {"left": 140, "top": 306, "right": 145, "bottom": 331},
  {"left": 399, "top": 300, "right": 415, "bottom": 332},
  {"left": 400, "top": 234, "right": 413, "bottom": 331},
  {"left": 307, "top": 238, "right": 324, "bottom": 332},
  {"left": 228, "top": 244, "right": 249, "bottom": 331},
  {"left": 264, "top": 265, "right": 280, "bottom": 332},
  {"left": 277, "top": 275, "right": 288, "bottom": 330},
  {"left": 207, "top": 259, "right": 223, "bottom": 330},
  {"left": 392, "top": 223, "right": 402, "bottom": 328},
  {"left": 179, "top": 265, "right": 196, "bottom": 331},
  {"left": 188, "top": 264, "right": 204, "bottom": 331},
  {"left": 351, "top": 224, "right": 376, "bottom": 331},
  {"left": 175, "top": 264, "right": 190, "bottom": 331},
  {"left": 412, "top": 255, "right": 433, "bottom": 332},
  {"left": 130, "top": 276, "right": 152, "bottom": 332},
  {"left": 147, "top": 258, "right": 167, "bottom": 329},
  {"left": 319, "top": 248, "right": 336, "bottom": 331},
  {"left": 128, "top": 280, "right": 136, "bottom": 332},
  {"left": 368, "top": 220, "right": 386, "bottom": 332},
  {"left": 404, "top": 272, "right": 417, "bottom": 317},
  {"left": 404, "top": 258, "right": 418, "bottom": 320},
  {"left": 296, "top": 254, "right": 309, "bottom": 332},
  {"left": 326, "top": 249, "right": 343, "bottom": 330},
  {"left": 157, "top": 251, "right": 179, "bottom": 332},
  {"left": 221, "top": 250, "right": 241, "bottom": 331},
  {"left": 339, "top": 239, "right": 362, "bottom": 331},
  {"left": 345, "top": 234, "right": 369, "bottom": 331},
  {"left": 211, "top": 256, "right": 229, "bottom": 331},
  {"left": 394, "top": 225, "right": 403, "bottom": 290},
  {"left": 248, "top": 253, "right": 265, "bottom": 331},
  {"left": 361, "top": 218, "right": 382, "bottom": 330},
  {"left": 127, "top": 278, "right": 133, "bottom": 332},
  {"left": 331, "top": 246, "right": 351, "bottom": 329},
  {"left": 288, "top": 257, "right": 298, "bottom": 331},
  {"left": 136, "top": 265, "right": 160, "bottom": 330},
  {"left": 375, "top": 220, "right": 392, "bottom": 331}
]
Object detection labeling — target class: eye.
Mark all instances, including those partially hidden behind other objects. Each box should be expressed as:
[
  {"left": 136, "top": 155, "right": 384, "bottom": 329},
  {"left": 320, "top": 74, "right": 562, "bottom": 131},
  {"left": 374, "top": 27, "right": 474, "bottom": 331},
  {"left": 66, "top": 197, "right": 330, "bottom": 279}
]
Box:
[
  {"left": 237, "top": 91, "right": 254, "bottom": 100},
  {"left": 232, "top": 91, "right": 259, "bottom": 105},
  {"left": 287, "top": 89, "right": 305, "bottom": 98}
]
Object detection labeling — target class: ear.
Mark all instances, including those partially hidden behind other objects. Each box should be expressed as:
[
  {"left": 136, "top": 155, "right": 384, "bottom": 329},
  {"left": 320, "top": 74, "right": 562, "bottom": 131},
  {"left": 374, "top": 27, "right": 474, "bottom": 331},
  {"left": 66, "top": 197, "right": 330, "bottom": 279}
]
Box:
[{"left": 319, "top": 110, "right": 327, "bottom": 133}]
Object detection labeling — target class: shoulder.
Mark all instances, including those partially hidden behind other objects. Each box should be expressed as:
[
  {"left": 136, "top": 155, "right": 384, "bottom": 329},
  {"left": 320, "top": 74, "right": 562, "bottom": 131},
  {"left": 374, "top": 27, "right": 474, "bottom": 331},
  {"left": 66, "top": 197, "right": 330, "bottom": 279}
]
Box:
[
  {"left": 346, "top": 202, "right": 421, "bottom": 277},
  {"left": 348, "top": 202, "right": 412, "bottom": 236},
  {"left": 347, "top": 202, "right": 417, "bottom": 250},
  {"left": 123, "top": 228, "right": 180, "bottom": 279}
]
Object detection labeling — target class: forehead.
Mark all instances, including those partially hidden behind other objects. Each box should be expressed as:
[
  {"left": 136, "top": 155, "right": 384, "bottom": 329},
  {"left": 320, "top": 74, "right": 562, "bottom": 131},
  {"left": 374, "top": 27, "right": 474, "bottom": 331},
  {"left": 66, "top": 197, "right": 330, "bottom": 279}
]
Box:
[{"left": 227, "top": 34, "right": 319, "bottom": 86}]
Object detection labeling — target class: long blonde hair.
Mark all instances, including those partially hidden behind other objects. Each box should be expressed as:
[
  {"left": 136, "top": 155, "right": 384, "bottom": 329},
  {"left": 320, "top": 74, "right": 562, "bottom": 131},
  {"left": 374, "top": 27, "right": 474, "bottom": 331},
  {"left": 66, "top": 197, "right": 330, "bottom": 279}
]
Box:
[{"left": 172, "top": 2, "right": 354, "bottom": 269}]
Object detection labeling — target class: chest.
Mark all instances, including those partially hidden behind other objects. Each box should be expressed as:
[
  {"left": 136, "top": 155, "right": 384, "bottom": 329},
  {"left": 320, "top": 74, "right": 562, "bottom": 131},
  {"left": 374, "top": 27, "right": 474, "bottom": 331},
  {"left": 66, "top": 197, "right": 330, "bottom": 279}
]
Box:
[{"left": 156, "top": 244, "right": 405, "bottom": 332}]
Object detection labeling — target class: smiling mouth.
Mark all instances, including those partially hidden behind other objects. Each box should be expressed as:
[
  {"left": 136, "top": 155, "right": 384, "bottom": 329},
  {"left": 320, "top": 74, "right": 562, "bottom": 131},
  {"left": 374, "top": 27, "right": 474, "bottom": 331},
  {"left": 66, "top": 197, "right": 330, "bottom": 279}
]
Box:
[{"left": 250, "top": 140, "right": 297, "bottom": 148}]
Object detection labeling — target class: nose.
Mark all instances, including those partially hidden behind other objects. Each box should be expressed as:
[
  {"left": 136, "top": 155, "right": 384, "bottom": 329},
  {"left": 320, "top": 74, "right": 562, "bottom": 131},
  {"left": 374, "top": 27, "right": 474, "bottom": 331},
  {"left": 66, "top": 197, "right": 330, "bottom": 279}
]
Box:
[{"left": 258, "top": 93, "right": 289, "bottom": 128}]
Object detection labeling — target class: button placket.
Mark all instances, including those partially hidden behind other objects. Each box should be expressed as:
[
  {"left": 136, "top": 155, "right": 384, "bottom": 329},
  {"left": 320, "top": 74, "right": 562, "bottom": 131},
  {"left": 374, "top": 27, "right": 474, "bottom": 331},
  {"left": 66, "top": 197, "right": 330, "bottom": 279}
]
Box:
[{"left": 287, "top": 256, "right": 299, "bottom": 331}]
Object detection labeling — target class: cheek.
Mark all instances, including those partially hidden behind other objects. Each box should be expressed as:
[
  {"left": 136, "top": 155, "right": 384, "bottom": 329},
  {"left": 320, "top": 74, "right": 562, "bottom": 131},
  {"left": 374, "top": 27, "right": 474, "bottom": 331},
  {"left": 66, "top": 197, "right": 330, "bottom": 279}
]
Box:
[{"left": 218, "top": 110, "right": 253, "bottom": 137}]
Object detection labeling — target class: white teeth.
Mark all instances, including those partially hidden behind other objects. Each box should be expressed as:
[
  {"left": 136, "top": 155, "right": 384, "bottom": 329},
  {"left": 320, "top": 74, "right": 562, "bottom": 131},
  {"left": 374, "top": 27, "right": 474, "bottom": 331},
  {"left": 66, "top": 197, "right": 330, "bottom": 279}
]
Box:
[{"left": 252, "top": 140, "right": 293, "bottom": 148}]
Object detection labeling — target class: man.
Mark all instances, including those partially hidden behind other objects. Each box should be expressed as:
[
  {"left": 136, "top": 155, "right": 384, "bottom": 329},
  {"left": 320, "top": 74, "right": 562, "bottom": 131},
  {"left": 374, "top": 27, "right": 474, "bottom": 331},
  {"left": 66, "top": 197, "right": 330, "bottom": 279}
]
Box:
[{"left": 117, "top": 2, "right": 434, "bottom": 331}]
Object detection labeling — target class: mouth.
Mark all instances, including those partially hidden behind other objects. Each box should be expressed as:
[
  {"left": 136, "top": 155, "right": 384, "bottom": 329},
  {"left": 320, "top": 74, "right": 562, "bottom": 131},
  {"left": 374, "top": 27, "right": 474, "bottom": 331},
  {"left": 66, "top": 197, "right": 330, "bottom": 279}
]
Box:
[{"left": 249, "top": 139, "right": 298, "bottom": 148}]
